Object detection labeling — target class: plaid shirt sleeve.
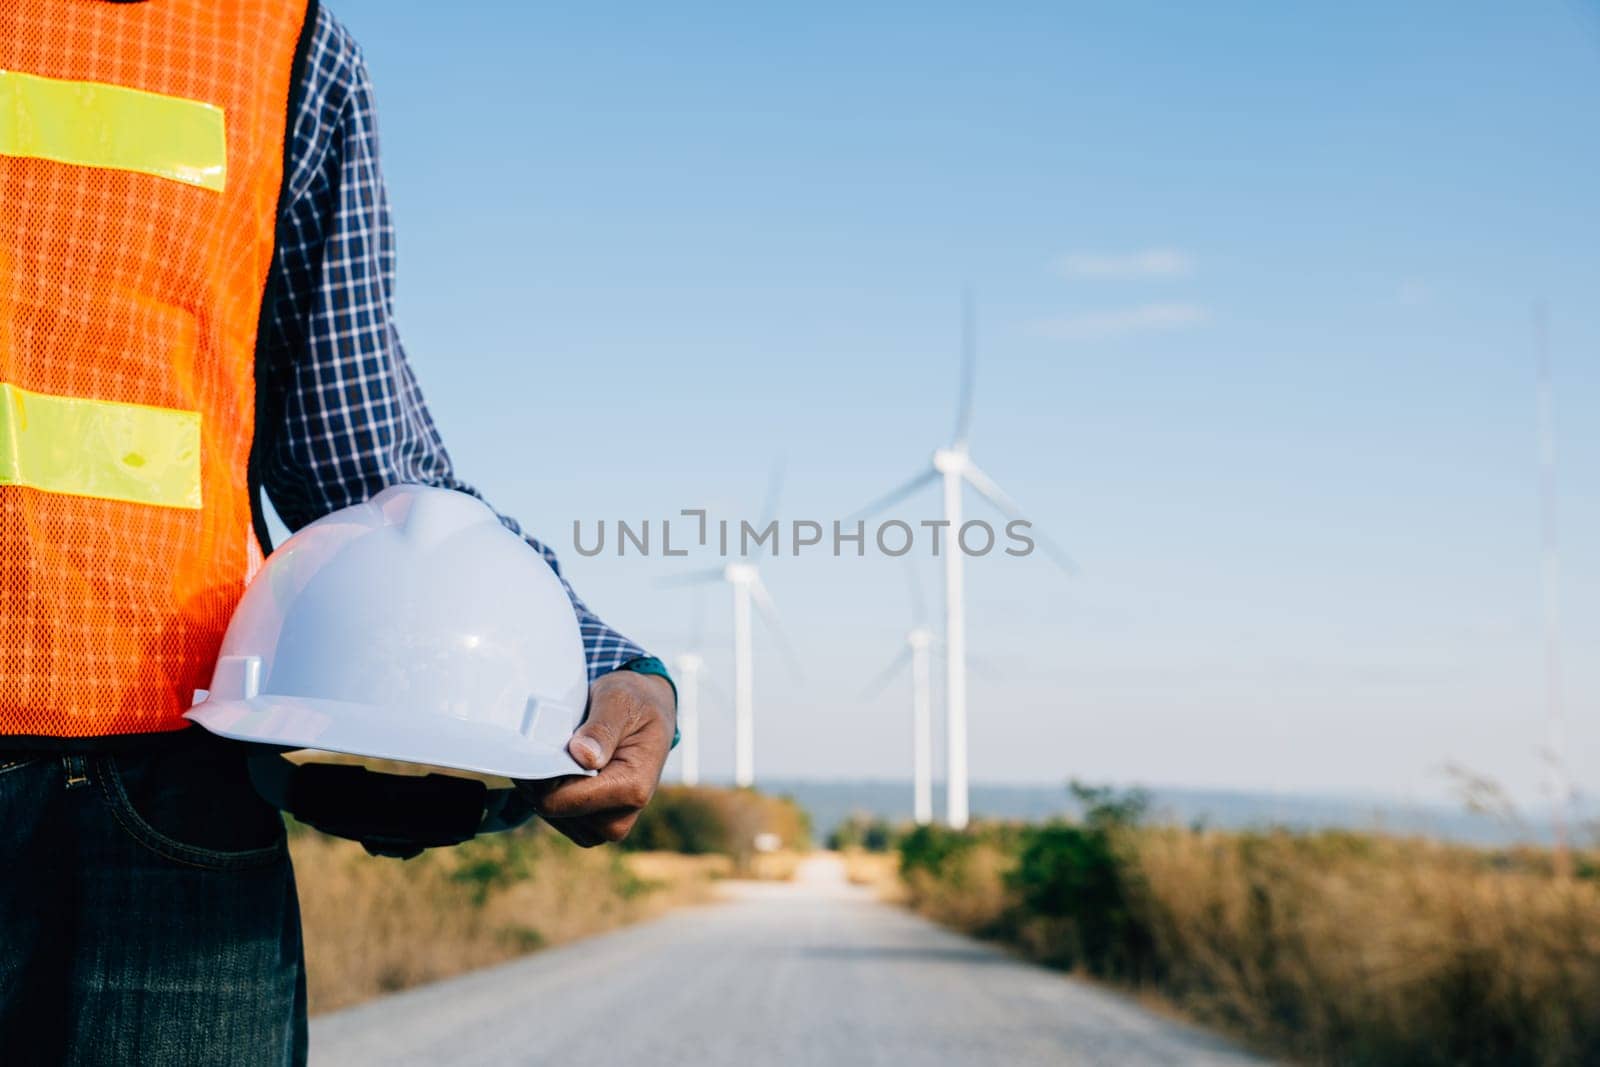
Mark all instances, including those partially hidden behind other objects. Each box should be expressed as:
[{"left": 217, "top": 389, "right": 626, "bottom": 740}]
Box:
[{"left": 257, "top": 7, "right": 648, "bottom": 682}]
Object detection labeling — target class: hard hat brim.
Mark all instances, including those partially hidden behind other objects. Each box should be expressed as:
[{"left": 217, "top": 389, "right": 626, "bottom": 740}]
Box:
[{"left": 185, "top": 695, "right": 595, "bottom": 781}]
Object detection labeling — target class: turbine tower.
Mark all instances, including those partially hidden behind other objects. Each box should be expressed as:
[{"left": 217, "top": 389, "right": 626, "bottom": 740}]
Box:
[
  {"left": 666, "top": 465, "right": 796, "bottom": 788},
  {"left": 853, "top": 292, "right": 1073, "bottom": 829},
  {"left": 863, "top": 625, "right": 936, "bottom": 825},
  {"left": 673, "top": 652, "right": 704, "bottom": 785},
  {"left": 727, "top": 560, "right": 777, "bottom": 786}
]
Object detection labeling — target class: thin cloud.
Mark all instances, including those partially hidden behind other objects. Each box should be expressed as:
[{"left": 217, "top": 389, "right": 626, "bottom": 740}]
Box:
[
  {"left": 1057, "top": 248, "right": 1194, "bottom": 280},
  {"left": 1030, "top": 302, "right": 1209, "bottom": 342}
]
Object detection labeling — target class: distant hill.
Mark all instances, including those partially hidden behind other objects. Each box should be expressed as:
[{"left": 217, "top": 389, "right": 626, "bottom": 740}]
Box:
[{"left": 759, "top": 779, "right": 1566, "bottom": 848}]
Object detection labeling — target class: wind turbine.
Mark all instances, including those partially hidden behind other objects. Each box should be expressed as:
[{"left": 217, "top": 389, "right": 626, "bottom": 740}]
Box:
[
  {"left": 861, "top": 562, "right": 939, "bottom": 824},
  {"left": 666, "top": 466, "right": 796, "bottom": 788},
  {"left": 863, "top": 638, "right": 935, "bottom": 826},
  {"left": 853, "top": 292, "right": 1073, "bottom": 829},
  {"left": 673, "top": 651, "right": 704, "bottom": 785},
  {"left": 670, "top": 589, "right": 715, "bottom": 786}
]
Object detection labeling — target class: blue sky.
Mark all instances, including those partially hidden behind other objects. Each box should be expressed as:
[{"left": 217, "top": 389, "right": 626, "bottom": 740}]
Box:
[{"left": 327, "top": 1, "right": 1599, "bottom": 807}]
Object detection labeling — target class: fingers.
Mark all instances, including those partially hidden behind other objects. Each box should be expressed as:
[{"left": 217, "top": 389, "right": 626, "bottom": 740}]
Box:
[
  {"left": 535, "top": 755, "right": 656, "bottom": 820},
  {"left": 545, "top": 819, "right": 606, "bottom": 849},
  {"left": 591, "top": 808, "right": 641, "bottom": 841},
  {"left": 522, "top": 669, "right": 676, "bottom": 846},
  {"left": 544, "top": 807, "right": 642, "bottom": 848}
]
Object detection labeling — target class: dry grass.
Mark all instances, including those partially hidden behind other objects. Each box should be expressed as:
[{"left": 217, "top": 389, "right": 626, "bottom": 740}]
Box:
[
  {"left": 1133, "top": 830, "right": 1600, "bottom": 1065},
  {"left": 903, "top": 840, "right": 1015, "bottom": 934},
  {"left": 895, "top": 822, "right": 1600, "bottom": 1065},
  {"left": 744, "top": 848, "right": 805, "bottom": 882},
  {"left": 290, "top": 777, "right": 810, "bottom": 1016},
  {"left": 839, "top": 849, "right": 907, "bottom": 903},
  {"left": 292, "top": 831, "right": 724, "bottom": 1015},
  {"left": 622, "top": 849, "right": 734, "bottom": 887}
]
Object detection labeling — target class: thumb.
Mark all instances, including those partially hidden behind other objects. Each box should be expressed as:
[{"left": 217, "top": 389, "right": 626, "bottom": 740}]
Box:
[{"left": 568, "top": 700, "right": 627, "bottom": 771}]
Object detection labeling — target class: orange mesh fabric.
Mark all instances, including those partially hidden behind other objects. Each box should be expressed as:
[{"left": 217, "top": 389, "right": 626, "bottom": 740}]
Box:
[{"left": 0, "top": 0, "right": 310, "bottom": 737}]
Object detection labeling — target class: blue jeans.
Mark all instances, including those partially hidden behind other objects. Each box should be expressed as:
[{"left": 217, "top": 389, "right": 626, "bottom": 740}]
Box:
[{"left": 0, "top": 729, "right": 306, "bottom": 1065}]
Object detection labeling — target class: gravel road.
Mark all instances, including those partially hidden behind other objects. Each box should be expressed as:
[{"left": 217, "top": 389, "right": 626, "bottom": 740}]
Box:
[{"left": 311, "top": 856, "right": 1266, "bottom": 1066}]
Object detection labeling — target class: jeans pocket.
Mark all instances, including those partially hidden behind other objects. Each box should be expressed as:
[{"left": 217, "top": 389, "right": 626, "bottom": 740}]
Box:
[{"left": 96, "top": 743, "right": 287, "bottom": 872}]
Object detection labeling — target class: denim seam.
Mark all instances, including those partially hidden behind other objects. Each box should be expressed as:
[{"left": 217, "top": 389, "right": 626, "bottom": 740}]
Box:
[
  {"left": 0, "top": 756, "right": 37, "bottom": 777},
  {"left": 94, "top": 759, "right": 287, "bottom": 872}
]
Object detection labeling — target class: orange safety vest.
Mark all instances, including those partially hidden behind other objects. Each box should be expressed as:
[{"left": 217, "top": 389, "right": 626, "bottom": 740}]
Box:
[{"left": 0, "top": 0, "right": 313, "bottom": 738}]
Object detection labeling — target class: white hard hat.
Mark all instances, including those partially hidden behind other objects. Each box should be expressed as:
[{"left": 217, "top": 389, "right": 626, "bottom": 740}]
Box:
[{"left": 186, "top": 484, "right": 590, "bottom": 782}]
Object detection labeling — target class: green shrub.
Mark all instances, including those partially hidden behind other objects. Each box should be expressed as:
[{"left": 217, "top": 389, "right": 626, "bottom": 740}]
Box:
[
  {"left": 862, "top": 820, "right": 894, "bottom": 852},
  {"left": 449, "top": 827, "right": 539, "bottom": 905},
  {"left": 621, "top": 785, "right": 811, "bottom": 867},
  {"left": 1003, "top": 783, "right": 1154, "bottom": 976},
  {"left": 1008, "top": 822, "right": 1151, "bottom": 976},
  {"left": 897, "top": 823, "right": 975, "bottom": 881},
  {"left": 828, "top": 814, "right": 899, "bottom": 852},
  {"left": 625, "top": 789, "right": 727, "bottom": 854}
]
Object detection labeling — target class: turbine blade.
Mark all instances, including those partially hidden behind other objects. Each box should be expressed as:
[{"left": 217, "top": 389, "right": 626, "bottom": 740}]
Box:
[
  {"left": 748, "top": 574, "right": 777, "bottom": 619},
  {"left": 960, "top": 461, "right": 1022, "bottom": 515},
  {"left": 656, "top": 566, "right": 727, "bottom": 588},
  {"left": 929, "top": 636, "right": 998, "bottom": 680},
  {"left": 953, "top": 287, "right": 976, "bottom": 446},
  {"left": 749, "top": 575, "right": 805, "bottom": 682},
  {"left": 757, "top": 457, "right": 786, "bottom": 534},
  {"left": 962, "top": 463, "right": 1078, "bottom": 575},
  {"left": 860, "top": 647, "right": 913, "bottom": 700},
  {"left": 848, "top": 468, "right": 939, "bottom": 521}
]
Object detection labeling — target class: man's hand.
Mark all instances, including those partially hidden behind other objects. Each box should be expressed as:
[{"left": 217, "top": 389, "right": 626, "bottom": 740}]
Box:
[{"left": 518, "top": 669, "right": 676, "bottom": 847}]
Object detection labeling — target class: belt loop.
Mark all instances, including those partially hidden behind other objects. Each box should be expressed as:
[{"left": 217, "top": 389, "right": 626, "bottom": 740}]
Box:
[{"left": 61, "top": 754, "right": 90, "bottom": 790}]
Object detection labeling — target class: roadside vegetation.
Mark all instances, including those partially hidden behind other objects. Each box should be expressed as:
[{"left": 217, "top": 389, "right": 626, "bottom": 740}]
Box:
[
  {"left": 618, "top": 784, "right": 812, "bottom": 870},
  {"left": 829, "top": 814, "right": 909, "bottom": 901},
  {"left": 292, "top": 784, "right": 810, "bottom": 1014},
  {"left": 888, "top": 784, "right": 1600, "bottom": 1066}
]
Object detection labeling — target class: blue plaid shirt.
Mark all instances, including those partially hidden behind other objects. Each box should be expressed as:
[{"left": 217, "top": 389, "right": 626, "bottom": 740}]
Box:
[{"left": 258, "top": 6, "right": 647, "bottom": 682}]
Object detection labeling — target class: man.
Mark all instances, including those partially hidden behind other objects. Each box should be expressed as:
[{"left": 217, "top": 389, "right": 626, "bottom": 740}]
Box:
[{"left": 0, "top": 1, "right": 676, "bottom": 1062}]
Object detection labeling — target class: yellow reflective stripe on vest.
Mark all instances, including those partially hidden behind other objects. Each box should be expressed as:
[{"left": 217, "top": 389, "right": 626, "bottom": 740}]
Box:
[
  {"left": 0, "top": 382, "right": 202, "bottom": 509},
  {"left": 0, "top": 69, "right": 226, "bottom": 192}
]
